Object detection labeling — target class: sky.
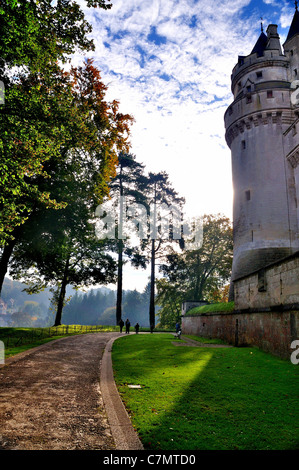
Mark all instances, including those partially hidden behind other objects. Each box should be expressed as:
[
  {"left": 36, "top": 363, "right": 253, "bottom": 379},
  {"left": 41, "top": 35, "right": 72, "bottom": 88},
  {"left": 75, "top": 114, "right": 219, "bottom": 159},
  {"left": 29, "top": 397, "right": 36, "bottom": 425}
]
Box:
[{"left": 74, "top": 0, "right": 296, "bottom": 291}]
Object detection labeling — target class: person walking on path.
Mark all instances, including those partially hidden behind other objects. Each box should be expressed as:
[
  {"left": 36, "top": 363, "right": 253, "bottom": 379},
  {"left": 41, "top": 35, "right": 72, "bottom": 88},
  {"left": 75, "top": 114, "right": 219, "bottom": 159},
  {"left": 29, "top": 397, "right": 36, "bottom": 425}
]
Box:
[
  {"left": 118, "top": 318, "right": 124, "bottom": 333},
  {"left": 125, "top": 318, "right": 130, "bottom": 334},
  {"left": 134, "top": 323, "right": 140, "bottom": 334}
]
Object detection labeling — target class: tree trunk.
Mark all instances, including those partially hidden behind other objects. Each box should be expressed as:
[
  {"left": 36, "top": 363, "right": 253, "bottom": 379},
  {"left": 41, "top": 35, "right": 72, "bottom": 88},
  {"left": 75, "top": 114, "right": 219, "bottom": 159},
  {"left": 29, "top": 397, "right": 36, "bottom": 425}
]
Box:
[
  {"left": 116, "top": 171, "right": 125, "bottom": 325},
  {"left": 53, "top": 256, "right": 70, "bottom": 326},
  {"left": 149, "top": 238, "right": 155, "bottom": 328},
  {"left": 0, "top": 224, "right": 24, "bottom": 295},
  {"left": 0, "top": 237, "right": 18, "bottom": 295},
  {"left": 116, "top": 240, "right": 123, "bottom": 325}
]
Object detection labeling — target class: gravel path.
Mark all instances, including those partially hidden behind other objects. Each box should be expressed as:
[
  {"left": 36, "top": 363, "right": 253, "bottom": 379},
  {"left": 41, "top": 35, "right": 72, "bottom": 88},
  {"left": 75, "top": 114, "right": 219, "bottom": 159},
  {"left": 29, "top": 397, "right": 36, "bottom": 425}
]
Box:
[{"left": 0, "top": 332, "right": 122, "bottom": 450}]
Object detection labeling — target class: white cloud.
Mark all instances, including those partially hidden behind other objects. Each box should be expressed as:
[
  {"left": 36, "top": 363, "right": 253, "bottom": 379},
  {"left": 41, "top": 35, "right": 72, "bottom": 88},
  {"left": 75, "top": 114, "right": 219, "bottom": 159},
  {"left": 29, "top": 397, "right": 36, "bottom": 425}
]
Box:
[
  {"left": 73, "top": 0, "right": 295, "bottom": 291},
  {"left": 75, "top": 0, "right": 292, "bottom": 226}
]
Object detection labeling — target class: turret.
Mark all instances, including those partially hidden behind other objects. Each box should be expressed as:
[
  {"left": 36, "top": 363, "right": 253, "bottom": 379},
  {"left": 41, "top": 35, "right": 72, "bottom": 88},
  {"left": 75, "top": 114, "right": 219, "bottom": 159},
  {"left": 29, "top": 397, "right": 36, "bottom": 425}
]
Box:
[
  {"left": 224, "top": 12, "right": 299, "bottom": 293},
  {"left": 283, "top": 4, "right": 299, "bottom": 81}
]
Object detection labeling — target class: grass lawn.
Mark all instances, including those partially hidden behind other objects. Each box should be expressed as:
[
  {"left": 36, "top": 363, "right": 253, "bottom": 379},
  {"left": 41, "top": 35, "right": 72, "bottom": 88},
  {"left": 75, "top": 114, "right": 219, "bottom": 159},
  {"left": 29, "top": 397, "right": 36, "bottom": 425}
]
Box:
[{"left": 112, "top": 333, "right": 299, "bottom": 450}]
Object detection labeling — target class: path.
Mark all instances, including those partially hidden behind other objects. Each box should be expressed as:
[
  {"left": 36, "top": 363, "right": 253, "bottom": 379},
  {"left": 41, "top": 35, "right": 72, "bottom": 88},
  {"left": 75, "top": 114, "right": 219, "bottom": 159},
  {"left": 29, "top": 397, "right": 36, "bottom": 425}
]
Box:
[
  {"left": 0, "top": 331, "right": 231, "bottom": 451},
  {"left": 0, "top": 332, "right": 142, "bottom": 450}
]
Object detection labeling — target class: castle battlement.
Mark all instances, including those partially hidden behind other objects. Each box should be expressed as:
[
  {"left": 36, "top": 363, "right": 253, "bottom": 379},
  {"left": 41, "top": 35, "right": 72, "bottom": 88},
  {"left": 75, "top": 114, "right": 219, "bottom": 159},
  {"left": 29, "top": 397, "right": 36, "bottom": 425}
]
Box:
[
  {"left": 224, "top": 80, "right": 296, "bottom": 148},
  {"left": 231, "top": 52, "right": 288, "bottom": 84},
  {"left": 225, "top": 108, "right": 294, "bottom": 148},
  {"left": 224, "top": 9, "right": 299, "bottom": 291}
]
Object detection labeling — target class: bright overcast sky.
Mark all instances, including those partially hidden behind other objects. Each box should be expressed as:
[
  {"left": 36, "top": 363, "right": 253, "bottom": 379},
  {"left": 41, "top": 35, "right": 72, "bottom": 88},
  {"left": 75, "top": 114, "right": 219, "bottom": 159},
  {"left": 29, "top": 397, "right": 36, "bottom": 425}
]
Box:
[{"left": 75, "top": 0, "right": 295, "bottom": 291}]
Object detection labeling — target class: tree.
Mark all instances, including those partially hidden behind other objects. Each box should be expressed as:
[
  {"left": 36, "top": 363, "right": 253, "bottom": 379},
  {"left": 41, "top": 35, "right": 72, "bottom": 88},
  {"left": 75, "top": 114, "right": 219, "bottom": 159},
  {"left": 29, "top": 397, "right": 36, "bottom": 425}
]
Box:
[
  {"left": 0, "top": 1, "right": 124, "bottom": 295},
  {"left": 100, "top": 306, "right": 116, "bottom": 326},
  {"left": 1, "top": 1, "right": 112, "bottom": 73},
  {"left": 0, "top": 62, "right": 74, "bottom": 245},
  {"left": 158, "top": 215, "right": 233, "bottom": 319},
  {"left": 208, "top": 284, "right": 230, "bottom": 303},
  {"left": 9, "top": 207, "right": 117, "bottom": 326},
  {"left": 100, "top": 152, "right": 148, "bottom": 325},
  {"left": 155, "top": 279, "right": 184, "bottom": 329},
  {"left": 144, "top": 172, "right": 185, "bottom": 328},
  {"left": 5, "top": 59, "right": 134, "bottom": 324},
  {"left": 0, "top": 59, "right": 133, "bottom": 304},
  {"left": 0, "top": 0, "right": 113, "bottom": 241}
]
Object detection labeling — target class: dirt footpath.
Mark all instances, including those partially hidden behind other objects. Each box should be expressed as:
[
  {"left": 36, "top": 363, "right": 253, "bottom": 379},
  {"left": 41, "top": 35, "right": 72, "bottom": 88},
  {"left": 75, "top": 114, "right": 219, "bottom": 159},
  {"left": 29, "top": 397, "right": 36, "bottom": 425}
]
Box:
[{"left": 0, "top": 332, "right": 121, "bottom": 450}]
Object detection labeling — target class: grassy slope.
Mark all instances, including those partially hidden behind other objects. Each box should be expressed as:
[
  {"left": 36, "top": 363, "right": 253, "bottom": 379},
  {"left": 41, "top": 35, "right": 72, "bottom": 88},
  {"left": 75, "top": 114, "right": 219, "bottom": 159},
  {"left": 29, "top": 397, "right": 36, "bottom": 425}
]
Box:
[
  {"left": 112, "top": 333, "right": 299, "bottom": 450},
  {"left": 187, "top": 301, "right": 235, "bottom": 315}
]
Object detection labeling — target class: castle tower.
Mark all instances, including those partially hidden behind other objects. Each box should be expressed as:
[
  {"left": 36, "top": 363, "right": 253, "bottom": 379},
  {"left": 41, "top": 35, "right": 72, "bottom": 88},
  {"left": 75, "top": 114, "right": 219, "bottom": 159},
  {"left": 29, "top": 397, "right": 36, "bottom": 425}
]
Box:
[{"left": 224, "top": 9, "right": 299, "bottom": 292}]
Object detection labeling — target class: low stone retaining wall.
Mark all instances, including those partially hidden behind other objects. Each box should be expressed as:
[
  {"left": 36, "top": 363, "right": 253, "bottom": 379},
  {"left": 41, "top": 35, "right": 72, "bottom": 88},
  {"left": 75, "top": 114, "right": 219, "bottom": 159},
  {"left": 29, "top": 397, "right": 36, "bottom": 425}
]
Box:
[{"left": 182, "top": 308, "right": 299, "bottom": 360}]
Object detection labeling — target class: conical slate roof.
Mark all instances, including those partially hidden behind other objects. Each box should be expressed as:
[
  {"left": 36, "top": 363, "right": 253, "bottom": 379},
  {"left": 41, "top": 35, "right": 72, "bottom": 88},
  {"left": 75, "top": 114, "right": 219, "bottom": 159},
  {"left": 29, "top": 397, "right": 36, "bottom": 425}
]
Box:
[
  {"left": 286, "top": 8, "right": 299, "bottom": 42},
  {"left": 251, "top": 31, "right": 268, "bottom": 57}
]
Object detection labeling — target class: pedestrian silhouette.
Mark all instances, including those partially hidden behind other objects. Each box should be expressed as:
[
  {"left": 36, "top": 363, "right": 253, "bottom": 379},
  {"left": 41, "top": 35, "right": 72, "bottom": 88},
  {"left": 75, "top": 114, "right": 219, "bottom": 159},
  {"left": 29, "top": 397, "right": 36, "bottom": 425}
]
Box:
[
  {"left": 118, "top": 318, "right": 124, "bottom": 333},
  {"left": 125, "top": 318, "right": 130, "bottom": 334}
]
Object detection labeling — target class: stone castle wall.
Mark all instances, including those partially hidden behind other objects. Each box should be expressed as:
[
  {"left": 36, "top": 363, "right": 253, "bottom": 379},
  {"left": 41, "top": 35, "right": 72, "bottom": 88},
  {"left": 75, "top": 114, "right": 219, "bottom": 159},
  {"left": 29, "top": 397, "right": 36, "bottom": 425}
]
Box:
[
  {"left": 182, "top": 253, "right": 299, "bottom": 359},
  {"left": 182, "top": 308, "right": 298, "bottom": 360},
  {"left": 234, "top": 251, "right": 299, "bottom": 310}
]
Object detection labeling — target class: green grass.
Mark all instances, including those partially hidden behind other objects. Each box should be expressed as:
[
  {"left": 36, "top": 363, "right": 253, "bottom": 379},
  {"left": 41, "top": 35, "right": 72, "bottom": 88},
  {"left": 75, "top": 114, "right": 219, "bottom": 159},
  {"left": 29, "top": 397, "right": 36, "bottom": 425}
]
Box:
[
  {"left": 187, "top": 301, "right": 235, "bottom": 315},
  {"left": 112, "top": 333, "right": 299, "bottom": 450},
  {"left": 0, "top": 325, "right": 118, "bottom": 358},
  {"left": 184, "top": 335, "right": 226, "bottom": 344}
]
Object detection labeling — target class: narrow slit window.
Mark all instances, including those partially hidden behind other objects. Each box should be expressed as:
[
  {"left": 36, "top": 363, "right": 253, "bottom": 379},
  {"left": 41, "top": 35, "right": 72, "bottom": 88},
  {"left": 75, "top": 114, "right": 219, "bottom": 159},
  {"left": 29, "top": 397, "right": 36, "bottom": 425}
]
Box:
[
  {"left": 242, "top": 140, "right": 246, "bottom": 150},
  {"left": 245, "top": 190, "right": 251, "bottom": 201},
  {"left": 267, "top": 90, "right": 273, "bottom": 98},
  {"left": 258, "top": 269, "right": 267, "bottom": 292}
]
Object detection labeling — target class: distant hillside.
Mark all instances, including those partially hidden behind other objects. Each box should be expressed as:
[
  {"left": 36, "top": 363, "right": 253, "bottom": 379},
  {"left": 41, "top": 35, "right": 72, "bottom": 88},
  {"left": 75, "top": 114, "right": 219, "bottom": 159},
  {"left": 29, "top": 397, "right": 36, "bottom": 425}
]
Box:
[
  {"left": 1, "top": 277, "right": 53, "bottom": 309},
  {"left": 0, "top": 278, "right": 85, "bottom": 327},
  {"left": 0, "top": 278, "right": 153, "bottom": 328},
  {"left": 1, "top": 277, "right": 84, "bottom": 310}
]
